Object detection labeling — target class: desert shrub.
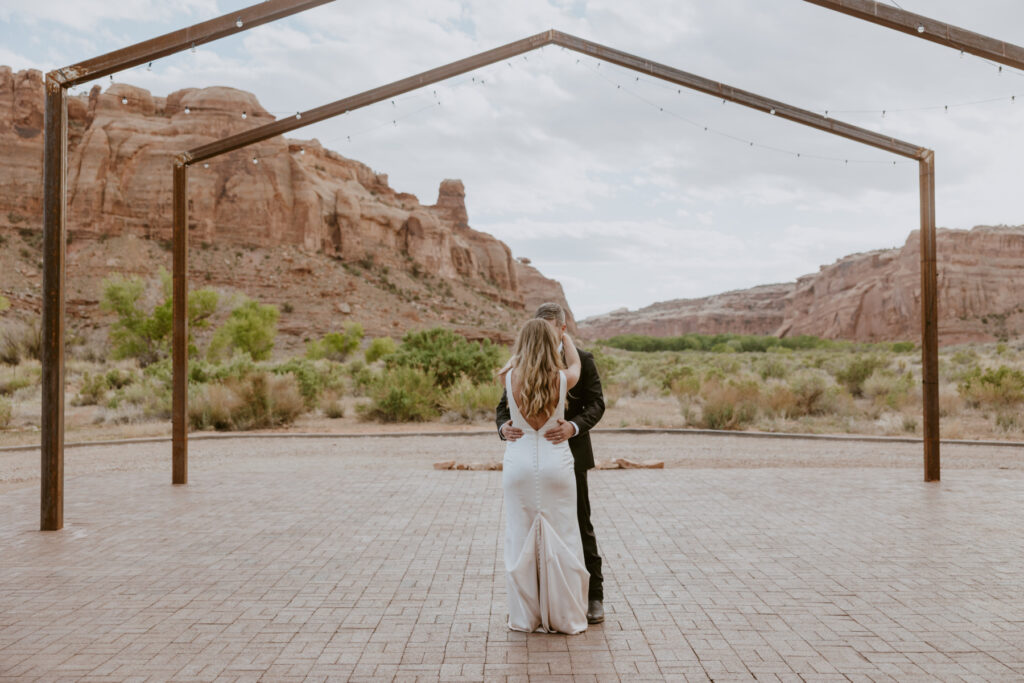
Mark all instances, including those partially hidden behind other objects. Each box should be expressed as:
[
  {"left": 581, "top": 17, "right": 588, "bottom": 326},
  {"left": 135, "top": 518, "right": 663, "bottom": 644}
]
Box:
[
  {"left": 902, "top": 415, "right": 918, "bottom": 433},
  {"left": 863, "top": 370, "right": 916, "bottom": 409},
  {"left": 189, "top": 372, "right": 304, "bottom": 431},
  {"left": 104, "top": 368, "right": 136, "bottom": 390},
  {"left": 0, "top": 295, "right": 8, "bottom": 313},
  {"left": 0, "top": 371, "right": 34, "bottom": 396},
  {"left": 763, "top": 383, "right": 799, "bottom": 418},
  {"left": 441, "top": 375, "right": 503, "bottom": 421},
  {"left": 788, "top": 371, "right": 835, "bottom": 417},
  {"left": 365, "top": 336, "right": 397, "bottom": 364},
  {"left": 306, "top": 323, "right": 364, "bottom": 361},
  {"left": 663, "top": 364, "right": 700, "bottom": 396},
  {"left": 697, "top": 379, "right": 760, "bottom": 430},
  {"left": 208, "top": 299, "right": 279, "bottom": 362},
  {"left": 73, "top": 372, "right": 109, "bottom": 406},
  {"left": 996, "top": 412, "right": 1018, "bottom": 432},
  {"left": 272, "top": 358, "right": 344, "bottom": 409},
  {"left": 362, "top": 366, "right": 442, "bottom": 422},
  {"left": 0, "top": 397, "right": 11, "bottom": 428},
  {"left": 601, "top": 332, "right": 839, "bottom": 353},
  {"left": 321, "top": 390, "right": 345, "bottom": 419},
  {"left": 344, "top": 358, "right": 376, "bottom": 395},
  {"left": 759, "top": 357, "right": 789, "bottom": 380},
  {"left": 0, "top": 321, "right": 41, "bottom": 365},
  {"left": 102, "top": 269, "right": 218, "bottom": 366},
  {"left": 105, "top": 377, "right": 172, "bottom": 419},
  {"left": 833, "top": 355, "right": 887, "bottom": 397},
  {"left": 957, "top": 365, "right": 1024, "bottom": 407},
  {"left": 890, "top": 341, "right": 916, "bottom": 353},
  {"left": 387, "top": 327, "right": 501, "bottom": 389}
]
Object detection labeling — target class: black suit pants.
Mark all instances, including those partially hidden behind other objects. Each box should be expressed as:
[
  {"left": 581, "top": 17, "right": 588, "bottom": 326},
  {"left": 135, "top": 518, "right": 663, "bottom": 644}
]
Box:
[{"left": 575, "top": 468, "right": 603, "bottom": 601}]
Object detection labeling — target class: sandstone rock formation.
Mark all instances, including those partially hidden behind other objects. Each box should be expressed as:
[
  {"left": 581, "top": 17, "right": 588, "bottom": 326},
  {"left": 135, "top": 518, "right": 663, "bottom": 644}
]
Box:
[
  {"left": 580, "top": 226, "right": 1024, "bottom": 345},
  {"left": 0, "top": 67, "right": 573, "bottom": 343}
]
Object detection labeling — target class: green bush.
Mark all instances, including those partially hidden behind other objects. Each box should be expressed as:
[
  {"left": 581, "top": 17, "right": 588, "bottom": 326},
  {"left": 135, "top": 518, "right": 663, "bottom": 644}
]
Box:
[
  {"left": 441, "top": 375, "right": 503, "bottom": 421},
  {"left": 272, "top": 358, "right": 344, "bottom": 409},
  {"left": 863, "top": 370, "right": 915, "bottom": 409},
  {"left": 834, "top": 355, "right": 886, "bottom": 397},
  {"left": 362, "top": 366, "right": 442, "bottom": 422},
  {"left": 387, "top": 327, "right": 501, "bottom": 389},
  {"left": 189, "top": 372, "right": 304, "bottom": 431},
  {"left": 365, "top": 336, "right": 397, "bottom": 364},
  {"left": 0, "top": 321, "right": 41, "bottom": 365},
  {"left": 0, "top": 372, "right": 34, "bottom": 396},
  {"left": 101, "top": 269, "right": 218, "bottom": 366},
  {"left": 321, "top": 391, "right": 345, "bottom": 419},
  {"left": 788, "top": 372, "right": 835, "bottom": 416},
  {"left": 601, "top": 332, "right": 840, "bottom": 354},
  {"left": 958, "top": 365, "right": 1024, "bottom": 407},
  {"left": 306, "top": 323, "right": 364, "bottom": 361},
  {"left": 73, "top": 372, "right": 109, "bottom": 406},
  {"left": 208, "top": 299, "right": 279, "bottom": 361}
]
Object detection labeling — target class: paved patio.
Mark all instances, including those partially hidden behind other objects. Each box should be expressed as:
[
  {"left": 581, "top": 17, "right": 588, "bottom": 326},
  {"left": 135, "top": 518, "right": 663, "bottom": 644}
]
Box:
[{"left": 1, "top": 434, "right": 1023, "bottom": 681}]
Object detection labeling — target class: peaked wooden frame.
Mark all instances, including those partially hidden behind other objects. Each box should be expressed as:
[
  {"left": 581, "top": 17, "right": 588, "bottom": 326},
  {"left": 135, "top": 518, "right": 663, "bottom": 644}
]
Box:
[
  {"left": 170, "top": 29, "right": 938, "bottom": 485},
  {"left": 40, "top": 0, "right": 334, "bottom": 531}
]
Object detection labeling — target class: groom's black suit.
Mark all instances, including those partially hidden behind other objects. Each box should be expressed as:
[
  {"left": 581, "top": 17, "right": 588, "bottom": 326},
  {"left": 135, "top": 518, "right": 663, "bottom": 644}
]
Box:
[{"left": 496, "top": 348, "right": 605, "bottom": 601}]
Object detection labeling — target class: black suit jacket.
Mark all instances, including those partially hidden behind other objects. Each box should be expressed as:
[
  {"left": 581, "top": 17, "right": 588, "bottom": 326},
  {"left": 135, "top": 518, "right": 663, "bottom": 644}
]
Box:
[{"left": 496, "top": 348, "right": 605, "bottom": 472}]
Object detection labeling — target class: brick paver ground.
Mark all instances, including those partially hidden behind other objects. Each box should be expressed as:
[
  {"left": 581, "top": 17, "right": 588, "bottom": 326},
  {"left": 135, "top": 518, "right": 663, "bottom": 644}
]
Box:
[{"left": 1, "top": 434, "right": 1023, "bottom": 681}]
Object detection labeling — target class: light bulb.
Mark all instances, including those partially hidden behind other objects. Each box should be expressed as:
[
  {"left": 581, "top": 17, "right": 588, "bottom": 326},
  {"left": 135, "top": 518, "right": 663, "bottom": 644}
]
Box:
[
  {"left": 252, "top": 157, "right": 259, "bottom": 164},
  {"left": 241, "top": 111, "right": 247, "bottom": 119},
  {"left": 236, "top": 18, "right": 244, "bottom": 28},
  {"left": 916, "top": 24, "right": 925, "bottom": 33},
  {"left": 203, "top": 163, "right": 209, "bottom": 168},
  {"left": 184, "top": 106, "right": 191, "bottom": 114},
  {"left": 824, "top": 110, "right": 829, "bottom": 118},
  {"left": 295, "top": 112, "right": 301, "bottom": 119},
  {"left": 121, "top": 96, "right": 128, "bottom": 104},
  {"left": 147, "top": 62, "right": 152, "bottom": 71},
  {"left": 191, "top": 43, "right": 196, "bottom": 54},
  {"left": 882, "top": 110, "right": 886, "bottom": 118},
  {"left": 346, "top": 136, "right": 351, "bottom": 142},
  {"left": 299, "top": 147, "right": 305, "bottom": 154},
  {"left": 769, "top": 108, "right": 776, "bottom": 115}
]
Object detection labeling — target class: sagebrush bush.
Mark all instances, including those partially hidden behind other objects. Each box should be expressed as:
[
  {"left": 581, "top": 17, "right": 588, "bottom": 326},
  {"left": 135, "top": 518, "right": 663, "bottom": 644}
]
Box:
[
  {"left": 697, "top": 379, "right": 760, "bottom": 430},
  {"left": 834, "top": 355, "right": 887, "bottom": 397},
  {"left": 320, "top": 390, "right": 345, "bottom": 419},
  {"left": 365, "top": 336, "right": 397, "bottom": 364},
  {"left": 272, "top": 358, "right": 343, "bottom": 409},
  {"left": 441, "top": 375, "right": 503, "bottom": 421},
  {"left": 863, "top": 370, "right": 915, "bottom": 409},
  {"left": 73, "top": 372, "right": 108, "bottom": 406},
  {"left": 362, "top": 366, "right": 442, "bottom": 422},
  {"left": 190, "top": 372, "right": 304, "bottom": 430},
  {"left": 0, "top": 321, "right": 41, "bottom": 365},
  {"left": 787, "top": 371, "right": 835, "bottom": 417},
  {"left": 957, "top": 365, "right": 1024, "bottom": 407}
]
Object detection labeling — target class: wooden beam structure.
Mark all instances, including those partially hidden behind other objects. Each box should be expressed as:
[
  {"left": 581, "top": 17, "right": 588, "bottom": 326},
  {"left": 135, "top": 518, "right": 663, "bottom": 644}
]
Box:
[
  {"left": 173, "top": 30, "right": 937, "bottom": 481},
  {"left": 801, "top": 0, "right": 1024, "bottom": 72},
  {"left": 798, "top": 1, "right": 1024, "bottom": 481},
  {"left": 40, "top": 0, "right": 333, "bottom": 530}
]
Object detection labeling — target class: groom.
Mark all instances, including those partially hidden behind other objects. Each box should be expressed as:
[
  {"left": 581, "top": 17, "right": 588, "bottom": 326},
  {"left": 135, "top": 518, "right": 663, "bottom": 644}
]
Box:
[{"left": 496, "top": 302, "right": 606, "bottom": 624}]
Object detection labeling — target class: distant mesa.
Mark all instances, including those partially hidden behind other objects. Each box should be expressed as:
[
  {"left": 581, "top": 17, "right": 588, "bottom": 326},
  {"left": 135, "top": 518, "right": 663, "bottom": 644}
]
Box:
[
  {"left": 579, "top": 225, "right": 1024, "bottom": 345},
  {"left": 0, "top": 66, "right": 574, "bottom": 341}
]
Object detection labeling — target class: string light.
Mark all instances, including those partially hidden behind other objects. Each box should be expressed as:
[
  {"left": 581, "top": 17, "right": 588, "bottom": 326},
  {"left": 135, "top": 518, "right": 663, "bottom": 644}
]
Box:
[
  {"left": 241, "top": 111, "right": 247, "bottom": 120},
  {"left": 203, "top": 163, "right": 209, "bottom": 168},
  {"left": 916, "top": 24, "right": 925, "bottom": 33},
  {"left": 190, "top": 43, "right": 196, "bottom": 54},
  {"left": 299, "top": 147, "right": 305, "bottom": 154},
  {"left": 295, "top": 112, "right": 301, "bottom": 119},
  {"left": 147, "top": 62, "right": 152, "bottom": 71},
  {"left": 121, "top": 96, "right": 128, "bottom": 105},
  {"left": 252, "top": 156, "right": 259, "bottom": 164},
  {"left": 184, "top": 106, "right": 191, "bottom": 114},
  {"left": 235, "top": 18, "right": 244, "bottom": 28}
]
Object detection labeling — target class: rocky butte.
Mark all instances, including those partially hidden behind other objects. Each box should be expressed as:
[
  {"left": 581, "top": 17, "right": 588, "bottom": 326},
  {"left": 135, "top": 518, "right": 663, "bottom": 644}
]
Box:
[
  {"left": 579, "top": 225, "right": 1024, "bottom": 346},
  {"left": 0, "top": 66, "right": 574, "bottom": 346}
]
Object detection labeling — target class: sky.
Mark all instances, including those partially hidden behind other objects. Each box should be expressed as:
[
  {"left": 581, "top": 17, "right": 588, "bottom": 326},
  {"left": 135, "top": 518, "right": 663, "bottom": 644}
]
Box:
[{"left": 2, "top": 1, "right": 1024, "bottom": 319}]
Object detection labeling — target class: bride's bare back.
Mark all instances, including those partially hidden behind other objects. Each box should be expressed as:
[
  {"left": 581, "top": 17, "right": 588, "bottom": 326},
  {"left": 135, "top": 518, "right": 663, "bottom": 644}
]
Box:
[{"left": 511, "top": 370, "right": 562, "bottom": 431}]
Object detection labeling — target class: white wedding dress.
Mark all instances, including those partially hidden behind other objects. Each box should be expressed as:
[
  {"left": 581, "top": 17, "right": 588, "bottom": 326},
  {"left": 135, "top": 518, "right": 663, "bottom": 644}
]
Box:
[{"left": 503, "top": 369, "right": 590, "bottom": 634}]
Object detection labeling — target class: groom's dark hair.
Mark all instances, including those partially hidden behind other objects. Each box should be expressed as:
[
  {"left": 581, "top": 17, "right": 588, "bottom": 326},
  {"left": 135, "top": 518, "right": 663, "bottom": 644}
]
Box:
[{"left": 534, "top": 303, "right": 566, "bottom": 326}]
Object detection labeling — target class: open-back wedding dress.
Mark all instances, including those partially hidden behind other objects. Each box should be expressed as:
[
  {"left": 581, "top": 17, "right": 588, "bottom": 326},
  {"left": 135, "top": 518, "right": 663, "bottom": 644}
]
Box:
[{"left": 502, "top": 369, "right": 590, "bottom": 634}]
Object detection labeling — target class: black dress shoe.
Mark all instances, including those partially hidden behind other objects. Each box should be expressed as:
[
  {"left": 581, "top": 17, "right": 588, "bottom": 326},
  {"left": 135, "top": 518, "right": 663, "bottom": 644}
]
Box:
[{"left": 587, "top": 599, "right": 604, "bottom": 624}]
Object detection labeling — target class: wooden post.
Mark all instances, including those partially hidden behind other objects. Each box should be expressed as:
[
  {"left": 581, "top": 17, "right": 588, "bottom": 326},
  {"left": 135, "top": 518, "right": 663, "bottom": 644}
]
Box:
[
  {"left": 41, "top": 76, "right": 66, "bottom": 531},
  {"left": 172, "top": 162, "right": 188, "bottom": 485},
  {"left": 919, "top": 152, "right": 940, "bottom": 481}
]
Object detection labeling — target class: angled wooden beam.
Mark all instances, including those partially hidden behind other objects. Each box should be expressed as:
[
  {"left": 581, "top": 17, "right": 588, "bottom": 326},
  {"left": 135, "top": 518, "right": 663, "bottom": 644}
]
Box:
[
  {"left": 49, "top": 0, "right": 334, "bottom": 87},
  {"left": 551, "top": 31, "right": 925, "bottom": 160},
  {"left": 801, "top": 0, "right": 1024, "bottom": 71},
  {"left": 42, "top": 1, "right": 332, "bottom": 530},
  {"left": 174, "top": 29, "right": 937, "bottom": 481}
]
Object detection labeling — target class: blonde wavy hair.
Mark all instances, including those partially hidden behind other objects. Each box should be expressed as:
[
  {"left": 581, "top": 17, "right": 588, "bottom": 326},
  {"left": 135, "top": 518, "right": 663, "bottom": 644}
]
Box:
[{"left": 511, "top": 319, "right": 565, "bottom": 420}]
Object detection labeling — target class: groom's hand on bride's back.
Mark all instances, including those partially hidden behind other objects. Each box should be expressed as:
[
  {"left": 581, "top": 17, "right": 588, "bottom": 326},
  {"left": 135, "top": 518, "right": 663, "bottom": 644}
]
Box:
[
  {"left": 543, "top": 419, "right": 575, "bottom": 445},
  {"left": 500, "top": 420, "right": 524, "bottom": 442}
]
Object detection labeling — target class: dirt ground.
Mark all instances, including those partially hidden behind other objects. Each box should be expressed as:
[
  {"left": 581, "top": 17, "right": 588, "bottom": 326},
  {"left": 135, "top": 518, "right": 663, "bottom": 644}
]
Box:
[{"left": 2, "top": 430, "right": 1021, "bottom": 495}]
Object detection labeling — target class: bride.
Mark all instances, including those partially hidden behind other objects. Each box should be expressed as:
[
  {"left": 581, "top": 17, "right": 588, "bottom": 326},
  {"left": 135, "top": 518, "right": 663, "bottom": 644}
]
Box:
[{"left": 500, "top": 319, "right": 589, "bottom": 634}]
